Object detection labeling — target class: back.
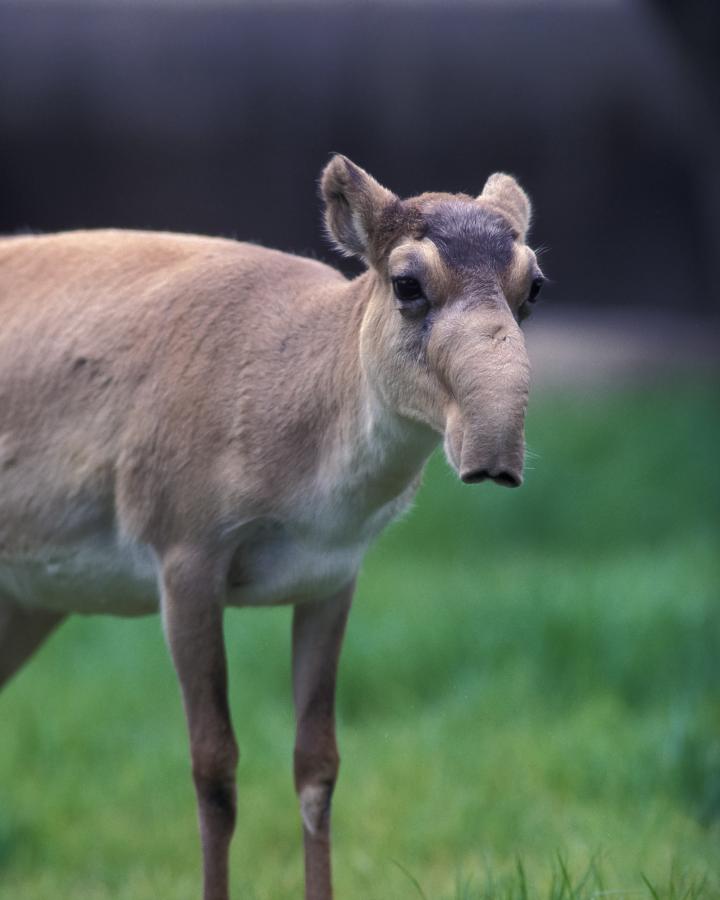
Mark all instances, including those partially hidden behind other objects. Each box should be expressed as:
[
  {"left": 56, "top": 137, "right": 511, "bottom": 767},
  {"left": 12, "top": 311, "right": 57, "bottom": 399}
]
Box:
[{"left": 0, "top": 229, "right": 344, "bottom": 561}]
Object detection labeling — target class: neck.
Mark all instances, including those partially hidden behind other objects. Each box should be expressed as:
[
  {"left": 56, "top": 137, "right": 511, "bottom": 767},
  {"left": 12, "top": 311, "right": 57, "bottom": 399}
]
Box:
[{"left": 321, "top": 271, "right": 440, "bottom": 506}]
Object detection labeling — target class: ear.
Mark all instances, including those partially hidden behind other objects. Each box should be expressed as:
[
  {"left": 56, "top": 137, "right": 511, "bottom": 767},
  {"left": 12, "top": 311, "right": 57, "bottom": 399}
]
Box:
[
  {"left": 320, "top": 154, "right": 397, "bottom": 262},
  {"left": 478, "top": 173, "right": 532, "bottom": 242}
]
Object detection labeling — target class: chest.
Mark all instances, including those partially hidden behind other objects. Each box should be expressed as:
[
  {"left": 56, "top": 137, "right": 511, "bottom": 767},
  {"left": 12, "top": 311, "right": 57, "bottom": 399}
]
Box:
[{"left": 227, "top": 480, "right": 418, "bottom": 607}]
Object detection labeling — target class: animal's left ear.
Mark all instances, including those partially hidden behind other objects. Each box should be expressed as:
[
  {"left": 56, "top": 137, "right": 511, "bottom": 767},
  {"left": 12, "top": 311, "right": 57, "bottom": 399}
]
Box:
[
  {"left": 320, "top": 154, "right": 398, "bottom": 263},
  {"left": 478, "top": 173, "right": 532, "bottom": 242}
]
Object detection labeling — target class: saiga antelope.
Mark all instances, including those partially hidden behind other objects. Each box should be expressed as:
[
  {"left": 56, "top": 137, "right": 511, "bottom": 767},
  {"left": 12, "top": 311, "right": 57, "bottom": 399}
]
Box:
[{"left": 0, "top": 155, "right": 544, "bottom": 900}]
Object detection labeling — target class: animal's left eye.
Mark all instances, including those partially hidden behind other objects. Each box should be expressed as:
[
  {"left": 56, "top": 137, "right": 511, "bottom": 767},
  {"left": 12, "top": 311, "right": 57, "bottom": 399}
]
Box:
[{"left": 528, "top": 274, "right": 545, "bottom": 303}]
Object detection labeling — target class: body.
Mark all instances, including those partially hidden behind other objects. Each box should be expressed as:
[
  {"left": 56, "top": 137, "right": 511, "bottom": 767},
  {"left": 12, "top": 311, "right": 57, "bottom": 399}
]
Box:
[
  {"left": 0, "top": 157, "right": 544, "bottom": 900},
  {"left": 0, "top": 229, "right": 431, "bottom": 616}
]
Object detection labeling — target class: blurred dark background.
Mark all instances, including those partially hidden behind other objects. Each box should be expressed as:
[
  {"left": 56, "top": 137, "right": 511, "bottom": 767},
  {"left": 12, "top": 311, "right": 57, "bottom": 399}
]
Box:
[{"left": 1, "top": 0, "right": 719, "bottom": 318}]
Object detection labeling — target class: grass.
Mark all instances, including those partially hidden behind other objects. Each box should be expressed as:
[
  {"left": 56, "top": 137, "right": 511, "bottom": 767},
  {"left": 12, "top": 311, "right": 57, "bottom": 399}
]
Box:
[{"left": 1, "top": 381, "right": 719, "bottom": 899}]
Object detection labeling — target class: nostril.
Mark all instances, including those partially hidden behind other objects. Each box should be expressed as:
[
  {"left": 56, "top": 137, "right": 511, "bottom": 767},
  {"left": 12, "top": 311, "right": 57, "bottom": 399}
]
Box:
[
  {"left": 461, "top": 469, "right": 491, "bottom": 484},
  {"left": 492, "top": 470, "right": 522, "bottom": 488}
]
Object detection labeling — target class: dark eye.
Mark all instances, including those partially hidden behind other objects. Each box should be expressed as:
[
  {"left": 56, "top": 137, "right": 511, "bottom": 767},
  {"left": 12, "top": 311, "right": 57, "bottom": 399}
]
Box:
[
  {"left": 392, "top": 276, "right": 428, "bottom": 317},
  {"left": 393, "top": 276, "right": 423, "bottom": 302},
  {"left": 528, "top": 274, "right": 545, "bottom": 303}
]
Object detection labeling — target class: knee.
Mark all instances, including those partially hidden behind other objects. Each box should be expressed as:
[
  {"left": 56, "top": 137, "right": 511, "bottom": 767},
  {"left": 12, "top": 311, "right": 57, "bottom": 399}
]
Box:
[
  {"left": 192, "top": 739, "right": 239, "bottom": 822},
  {"left": 195, "top": 772, "right": 237, "bottom": 829},
  {"left": 294, "top": 745, "right": 340, "bottom": 835},
  {"left": 298, "top": 782, "right": 334, "bottom": 835},
  {"left": 294, "top": 743, "right": 339, "bottom": 792}
]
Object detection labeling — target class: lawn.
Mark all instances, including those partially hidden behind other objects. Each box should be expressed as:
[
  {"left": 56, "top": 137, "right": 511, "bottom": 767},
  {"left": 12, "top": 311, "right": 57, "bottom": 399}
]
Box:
[{"left": 1, "top": 382, "right": 718, "bottom": 899}]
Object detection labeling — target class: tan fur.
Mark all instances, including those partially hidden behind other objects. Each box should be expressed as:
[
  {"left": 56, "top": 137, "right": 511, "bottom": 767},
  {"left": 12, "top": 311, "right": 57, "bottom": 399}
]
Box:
[
  {"left": 0, "top": 156, "right": 542, "bottom": 900},
  {"left": 478, "top": 171, "right": 532, "bottom": 241}
]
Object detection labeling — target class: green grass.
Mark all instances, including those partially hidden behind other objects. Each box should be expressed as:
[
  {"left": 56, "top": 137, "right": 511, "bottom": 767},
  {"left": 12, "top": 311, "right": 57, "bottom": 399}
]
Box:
[{"left": 1, "top": 381, "right": 719, "bottom": 899}]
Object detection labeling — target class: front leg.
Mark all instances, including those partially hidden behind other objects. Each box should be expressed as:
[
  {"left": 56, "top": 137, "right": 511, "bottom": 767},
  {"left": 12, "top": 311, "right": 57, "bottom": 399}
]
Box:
[
  {"left": 161, "top": 550, "right": 238, "bottom": 900},
  {"left": 292, "top": 583, "right": 354, "bottom": 900}
]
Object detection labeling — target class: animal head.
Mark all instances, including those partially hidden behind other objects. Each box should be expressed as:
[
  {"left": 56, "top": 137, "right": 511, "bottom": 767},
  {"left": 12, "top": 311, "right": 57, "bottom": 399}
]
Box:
[{"left": 321, "top": 154, "right": 544, "bottom": 488}]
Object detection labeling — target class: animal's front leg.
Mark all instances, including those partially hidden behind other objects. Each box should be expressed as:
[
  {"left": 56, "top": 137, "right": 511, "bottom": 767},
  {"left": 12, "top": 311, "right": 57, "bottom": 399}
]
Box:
[
  {"left": 162, "top": 550, "right": 238, "bottom": 900},
  {"left": 292, "top": 583, "right": 354, "bottom": 900}
]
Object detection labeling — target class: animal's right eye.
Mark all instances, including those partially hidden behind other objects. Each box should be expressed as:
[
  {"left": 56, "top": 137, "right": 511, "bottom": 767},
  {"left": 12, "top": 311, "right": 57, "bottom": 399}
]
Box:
[
  {"left": 392, "top": 276, "right": 429, "bottom": 318},
  {"left": 392, "top": 277, "right": 423, "bottom": 302}
]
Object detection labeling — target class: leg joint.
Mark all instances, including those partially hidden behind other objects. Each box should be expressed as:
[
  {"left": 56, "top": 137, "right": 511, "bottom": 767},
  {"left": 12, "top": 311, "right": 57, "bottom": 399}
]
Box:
[
  {"left": 192, "top": 742, "right": 238, "bottom": 828},
  {"left": 294, "top": 743, "right": 340, "bottom": 794},
  {"left": 294, "top": 744, "right": 340, "bottom": 837},
  {"left": 192, "top": 734, "right": 239, "bottom": 785},
  {"left": 298, "top": 781, "right": 334, "bottom": 837}
]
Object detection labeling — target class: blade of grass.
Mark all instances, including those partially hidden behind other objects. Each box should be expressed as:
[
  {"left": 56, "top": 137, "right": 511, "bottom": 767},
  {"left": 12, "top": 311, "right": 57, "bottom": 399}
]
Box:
[
  {"left": 556, "top": 852, "right": 575, "bottom": 899},
  {"left": 641, "top": 874, "right": 661, "bottom": 900},
  {"left": 516, "top": 856, "right": 530, "bottom": 900},
  {"left": 391, "top": 858, "right": 430, "bottom": 900}
]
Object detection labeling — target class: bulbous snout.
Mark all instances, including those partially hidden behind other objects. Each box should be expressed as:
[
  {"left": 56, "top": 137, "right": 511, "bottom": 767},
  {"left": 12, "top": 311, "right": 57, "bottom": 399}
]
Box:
[
  {"left": 451, "top": 413, "right": 527, "bottom": 488},
  {"left": 442, "top": 320, "right": 530, "bottom": 489}
]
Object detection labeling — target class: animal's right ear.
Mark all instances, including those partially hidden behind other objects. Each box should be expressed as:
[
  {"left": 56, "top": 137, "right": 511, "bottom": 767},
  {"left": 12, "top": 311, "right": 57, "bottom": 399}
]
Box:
[{"left": 320, "top": 155, "right": 397, "bottom": 263}]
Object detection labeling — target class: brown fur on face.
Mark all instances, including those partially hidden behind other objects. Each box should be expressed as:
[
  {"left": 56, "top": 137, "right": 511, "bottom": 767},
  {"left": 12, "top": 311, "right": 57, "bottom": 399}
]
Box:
[
  {"left": 321, "top": 155, "right": 539, "bottom": 485},
  {"left": 320, "top": 155, "right": 539, "bottom": 311},
  {"left": 321, "top": 155, "right": 425, "bottom": 266}
]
